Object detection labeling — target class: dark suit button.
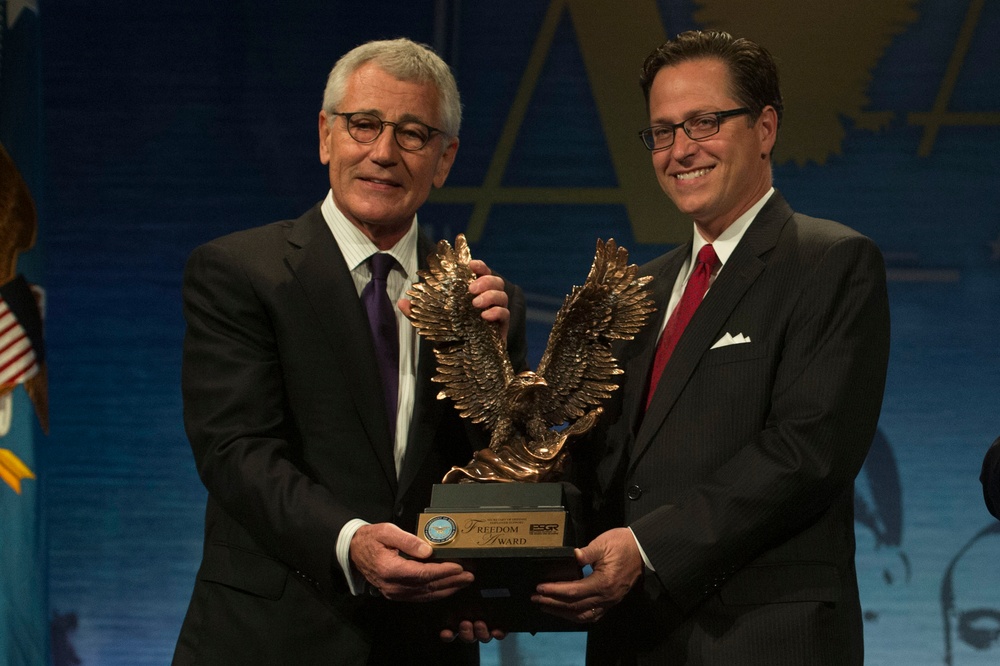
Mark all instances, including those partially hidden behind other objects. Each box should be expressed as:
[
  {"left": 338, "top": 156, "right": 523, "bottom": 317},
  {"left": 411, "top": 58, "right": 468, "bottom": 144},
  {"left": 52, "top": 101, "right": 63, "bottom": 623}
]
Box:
[{"left": 627, "top": 485, "right": 642, "bottom": 500}]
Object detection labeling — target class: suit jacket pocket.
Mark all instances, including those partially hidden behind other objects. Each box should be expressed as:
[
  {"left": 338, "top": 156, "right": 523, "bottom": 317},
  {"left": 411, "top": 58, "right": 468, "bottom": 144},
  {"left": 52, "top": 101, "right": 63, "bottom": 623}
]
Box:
[
  {"left": 720, "top": 563, "right": 840, "bottom": 605},
  {"left": 701, "top": 341, "right": 768, "bottom": 367},
  {"left": 198, "top": 541, "right": 289, "bottom": 600}
]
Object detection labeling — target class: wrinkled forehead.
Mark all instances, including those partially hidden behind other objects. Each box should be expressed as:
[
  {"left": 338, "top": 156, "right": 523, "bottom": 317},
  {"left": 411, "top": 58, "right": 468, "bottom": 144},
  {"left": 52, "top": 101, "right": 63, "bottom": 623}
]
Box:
[{"left": 342, "top": 63, "right": 443, "bottom": 124}]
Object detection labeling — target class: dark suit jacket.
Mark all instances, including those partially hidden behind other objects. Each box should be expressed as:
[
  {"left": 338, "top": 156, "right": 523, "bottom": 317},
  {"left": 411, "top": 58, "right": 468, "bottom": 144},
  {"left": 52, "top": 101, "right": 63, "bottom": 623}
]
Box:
[
  {"left": 582, "top": 192, "right": 890, "bottom": 665},
  {"left": 982, "top": 436, "right": 1000, "bottom": 519},
  {"left": 173, "top": 204, "right": 527, "bottom": 665}
]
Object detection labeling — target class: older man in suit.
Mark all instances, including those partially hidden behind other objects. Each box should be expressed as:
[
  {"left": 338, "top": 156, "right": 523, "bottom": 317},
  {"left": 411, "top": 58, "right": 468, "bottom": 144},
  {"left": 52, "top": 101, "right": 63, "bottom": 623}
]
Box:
[
  {"left": 173, "top": 38, "right": 525, "bottom": 665},
  {"left": 533, "top": 31, "right": 890, "bottom": 665}
]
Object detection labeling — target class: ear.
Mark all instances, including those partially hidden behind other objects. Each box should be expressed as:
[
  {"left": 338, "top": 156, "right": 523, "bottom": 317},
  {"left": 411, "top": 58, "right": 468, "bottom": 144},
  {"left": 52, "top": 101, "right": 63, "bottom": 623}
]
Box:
[
  {"left": 757, "top": 105, "right": 778, "bottom": 157},
  {"left": 432, "top": 136, "right": 460, "bottom": 189},
  {"left": 318, "top": 111, "right": 332, "bottom": 165}
]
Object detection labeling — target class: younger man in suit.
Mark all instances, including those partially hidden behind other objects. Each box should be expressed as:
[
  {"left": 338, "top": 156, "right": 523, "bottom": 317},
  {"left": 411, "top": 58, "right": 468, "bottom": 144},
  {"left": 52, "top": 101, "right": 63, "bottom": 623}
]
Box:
[
  {"left": 533, "top": 30, "right": 890, "bottom": 665},
  {"left": 174, "top": 38, "right": 524, "bottom": 664}
]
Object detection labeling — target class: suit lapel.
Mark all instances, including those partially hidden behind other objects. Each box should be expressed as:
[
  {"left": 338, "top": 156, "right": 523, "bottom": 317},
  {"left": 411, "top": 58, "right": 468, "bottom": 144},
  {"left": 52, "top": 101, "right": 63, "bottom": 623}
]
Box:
[
  {"left": 284, "top": 205, "right": 398, "bottom": 492},
  {"left": 594, "top": 246, "right": 687, "bottom": 492},
  {"left": 632, "top": 193, "right": 792, "bottom": 465},
  {"left": 396, "top": 232, "right": 446, "bottom": 499}
]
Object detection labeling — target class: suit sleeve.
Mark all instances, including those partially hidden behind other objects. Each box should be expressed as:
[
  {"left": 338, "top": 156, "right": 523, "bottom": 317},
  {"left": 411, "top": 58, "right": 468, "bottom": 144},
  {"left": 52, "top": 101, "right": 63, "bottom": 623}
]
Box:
[
  {"left": 982, "top": 436, "right": 1000, "bottom": 519},
  {"left": 181, "top": 240, "right": 354, "bottom": 595},
  {"left": 630, "top": 234, "right": 890, "bottom": 612}
]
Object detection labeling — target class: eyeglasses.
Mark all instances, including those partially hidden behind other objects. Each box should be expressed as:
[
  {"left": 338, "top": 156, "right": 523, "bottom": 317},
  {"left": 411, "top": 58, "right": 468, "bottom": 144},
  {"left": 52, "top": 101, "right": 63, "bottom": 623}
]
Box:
[
  {"left": 332, "top": 111, "right": 445, "bottom": 152},
  {"left": 639, "top": 108, "right": 751, "bottom": 151}
]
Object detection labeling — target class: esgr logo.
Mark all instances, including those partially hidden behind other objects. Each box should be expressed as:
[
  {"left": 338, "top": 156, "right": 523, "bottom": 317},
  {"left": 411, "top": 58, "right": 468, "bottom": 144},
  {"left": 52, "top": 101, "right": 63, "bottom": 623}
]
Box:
[{"left": 529, "top": 523, "right": 560, "bottom": 535}]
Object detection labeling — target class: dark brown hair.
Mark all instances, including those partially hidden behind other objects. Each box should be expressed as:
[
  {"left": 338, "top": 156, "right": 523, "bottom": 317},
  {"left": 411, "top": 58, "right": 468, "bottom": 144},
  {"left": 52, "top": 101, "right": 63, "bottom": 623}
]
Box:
[{"left": 640, "top": 30, "right": 783, "bottom": 130}]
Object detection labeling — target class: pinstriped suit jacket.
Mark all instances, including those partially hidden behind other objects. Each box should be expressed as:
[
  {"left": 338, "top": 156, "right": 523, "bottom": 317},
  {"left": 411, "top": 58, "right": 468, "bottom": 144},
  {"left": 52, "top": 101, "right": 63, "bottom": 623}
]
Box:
[{"left": 583, "top": 191, "right": 890, "bottom": 665}]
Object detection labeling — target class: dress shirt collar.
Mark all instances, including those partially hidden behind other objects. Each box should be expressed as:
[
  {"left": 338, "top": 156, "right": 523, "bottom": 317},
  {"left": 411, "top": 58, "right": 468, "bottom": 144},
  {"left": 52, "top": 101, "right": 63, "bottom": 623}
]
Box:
[
  {"left": 320, "top": 190, "right": 419, "bottom": 278},
  {"left": 690, "top": 187, "right": 775, "bottom": 268}
]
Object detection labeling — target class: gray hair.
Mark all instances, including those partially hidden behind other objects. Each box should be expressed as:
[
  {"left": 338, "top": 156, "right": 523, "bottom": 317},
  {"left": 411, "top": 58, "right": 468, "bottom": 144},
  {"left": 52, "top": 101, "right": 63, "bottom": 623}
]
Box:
[{"left": 322, "top": 38, "right": 462, "bottom": 137}]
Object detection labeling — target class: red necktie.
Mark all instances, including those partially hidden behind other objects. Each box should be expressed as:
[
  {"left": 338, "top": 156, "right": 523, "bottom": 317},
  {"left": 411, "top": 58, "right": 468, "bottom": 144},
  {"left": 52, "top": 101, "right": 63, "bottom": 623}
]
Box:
[{"left": 645, "top": 244, "right": 719, "bottom": 409}]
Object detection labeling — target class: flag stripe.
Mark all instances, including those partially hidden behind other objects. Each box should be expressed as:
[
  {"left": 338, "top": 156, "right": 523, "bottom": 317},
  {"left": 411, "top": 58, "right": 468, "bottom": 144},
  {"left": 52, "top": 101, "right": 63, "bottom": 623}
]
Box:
[{"left": 0, "top": 298, "right": 38, "bottom": 386}]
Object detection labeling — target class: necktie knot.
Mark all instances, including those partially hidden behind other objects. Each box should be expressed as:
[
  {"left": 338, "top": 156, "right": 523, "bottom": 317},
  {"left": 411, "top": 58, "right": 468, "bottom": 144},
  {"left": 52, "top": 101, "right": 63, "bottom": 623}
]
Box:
[
  {"left": 696, "top": 244, "right": 719, "bottom": 272},
  {"left": 369, "top": 253, "right": 396, "bottom": 282}
]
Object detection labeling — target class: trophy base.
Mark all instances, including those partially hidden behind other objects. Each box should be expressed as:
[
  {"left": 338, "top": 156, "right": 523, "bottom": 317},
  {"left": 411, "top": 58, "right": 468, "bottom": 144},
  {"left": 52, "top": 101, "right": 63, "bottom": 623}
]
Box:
[
  {"left": 419, "top": 482, "right": 585, "bottom": 633},
  {"left": 429, "top": 547, "right": 582, "bottom": 633}
]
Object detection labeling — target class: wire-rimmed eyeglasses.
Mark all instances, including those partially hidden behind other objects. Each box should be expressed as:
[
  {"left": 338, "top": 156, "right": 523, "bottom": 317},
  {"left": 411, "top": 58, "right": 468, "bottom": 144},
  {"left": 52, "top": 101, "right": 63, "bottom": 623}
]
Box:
[
  {"left": 639, "top": 108, "right": 750, "bottom": 151},
  {"left": 332, "top": 111, "right": 445, "bottom": 152}
]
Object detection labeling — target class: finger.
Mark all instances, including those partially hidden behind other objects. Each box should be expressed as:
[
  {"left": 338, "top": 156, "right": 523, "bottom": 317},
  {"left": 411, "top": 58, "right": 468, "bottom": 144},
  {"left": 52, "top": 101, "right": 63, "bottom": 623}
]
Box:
[
  {"left": 534, "top": 602, "right": 589, "bottom": 624},
  {"left": 477, "top": 302, "right": 510, "bottom": 325},
  {"left": 381, "top": 566, "right": 474, "bottom": 602},
  {"left": 469, "top": 275, "right": 507, "bottom": 300},
  {"left": 467, "top": 259, "right": 493, "bottom": 278},
  {"left": 382, "top": 560, "right": 469, "bottom": 588},
  {"left": 535, "top": 575, "right": 600, "bottom": 600},
  {"left": 397, "top": 297, "right": 412, "bottom": 318},
  {"left": 457, "top": 620, "right": 476, "bottom": 643},
  {"left": 574, "top": 545, "right": 596, "bottom": 566},
  {"left": 472, "top": 620, "right": 492, "bottom": 643},
  {"left": 380, "top": 526, "right": 435, "bottom": 560}
]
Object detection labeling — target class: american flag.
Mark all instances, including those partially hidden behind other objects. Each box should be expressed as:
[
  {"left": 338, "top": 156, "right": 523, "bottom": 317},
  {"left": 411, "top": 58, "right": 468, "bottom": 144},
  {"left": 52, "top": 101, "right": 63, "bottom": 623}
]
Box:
[{"left": 0, "top": 274, "right": 43, "bottom": 390}]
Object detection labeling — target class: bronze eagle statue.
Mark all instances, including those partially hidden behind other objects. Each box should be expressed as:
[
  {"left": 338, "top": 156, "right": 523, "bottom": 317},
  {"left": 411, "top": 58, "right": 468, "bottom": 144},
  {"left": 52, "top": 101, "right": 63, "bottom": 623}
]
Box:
[{"left": 406, "top": 234, "right": 654, "bottom": 483}]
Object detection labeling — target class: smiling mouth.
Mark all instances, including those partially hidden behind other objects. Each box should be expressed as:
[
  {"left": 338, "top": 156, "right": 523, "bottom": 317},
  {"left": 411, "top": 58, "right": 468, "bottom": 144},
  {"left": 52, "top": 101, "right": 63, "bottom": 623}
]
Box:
[
  {"left": 361, "top": 177, "right": 401, "bottom": 187},
  {"left": 674, "top": 167, "right": 713, "bottom": 181}
]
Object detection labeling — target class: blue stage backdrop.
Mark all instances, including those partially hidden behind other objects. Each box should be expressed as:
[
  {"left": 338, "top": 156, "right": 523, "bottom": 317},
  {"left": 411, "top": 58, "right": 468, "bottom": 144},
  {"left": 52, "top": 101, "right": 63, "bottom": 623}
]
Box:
[{"left": 36, "top": 1, "right": 1000, "bottom": 664}]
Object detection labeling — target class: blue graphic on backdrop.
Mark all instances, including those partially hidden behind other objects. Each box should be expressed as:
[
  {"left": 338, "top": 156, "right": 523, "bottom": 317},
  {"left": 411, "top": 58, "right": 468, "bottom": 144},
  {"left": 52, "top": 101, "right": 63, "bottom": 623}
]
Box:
[{"left": 940, "top": 522, "right": 1000, "bottom": 665}]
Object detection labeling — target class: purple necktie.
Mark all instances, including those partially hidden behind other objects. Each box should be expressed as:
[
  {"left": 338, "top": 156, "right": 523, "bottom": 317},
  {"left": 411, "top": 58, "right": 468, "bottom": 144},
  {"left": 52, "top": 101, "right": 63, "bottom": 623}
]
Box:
[{"left": 361, "top": 253, "right": 399, "bottom": 437}]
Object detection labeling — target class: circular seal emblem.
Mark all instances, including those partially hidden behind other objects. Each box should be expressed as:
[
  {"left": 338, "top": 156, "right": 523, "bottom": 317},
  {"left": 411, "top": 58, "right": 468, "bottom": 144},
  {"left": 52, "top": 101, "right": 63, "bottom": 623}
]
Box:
[{"left": 423, "top": 516, "right": 458, "bottom": 545}]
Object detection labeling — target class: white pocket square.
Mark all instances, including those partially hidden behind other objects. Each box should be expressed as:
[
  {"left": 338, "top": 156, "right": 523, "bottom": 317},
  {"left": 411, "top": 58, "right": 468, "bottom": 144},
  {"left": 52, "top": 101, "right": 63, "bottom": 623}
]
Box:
[{"left": 711, "top": 332, "right": 751, "bottom": 349}]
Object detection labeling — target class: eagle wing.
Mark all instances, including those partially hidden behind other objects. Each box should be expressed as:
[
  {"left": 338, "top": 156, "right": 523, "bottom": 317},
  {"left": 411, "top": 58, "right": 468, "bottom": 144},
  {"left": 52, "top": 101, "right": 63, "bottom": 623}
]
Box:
[
  {"left": 534, "top": 239, "right": 654, "bottom": 426},
  {"left": 405, "top": 234, "right": 514, "bottom": 430}
]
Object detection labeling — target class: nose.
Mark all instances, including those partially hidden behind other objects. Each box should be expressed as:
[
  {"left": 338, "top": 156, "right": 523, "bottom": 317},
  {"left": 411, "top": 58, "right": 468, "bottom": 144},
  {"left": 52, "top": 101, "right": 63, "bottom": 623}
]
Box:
[
  {"left": 368, "top": 126, "right": 400, "bottom": 165},
  {"left": 669, "top": 130, "right": 698, "bottom": 161}
]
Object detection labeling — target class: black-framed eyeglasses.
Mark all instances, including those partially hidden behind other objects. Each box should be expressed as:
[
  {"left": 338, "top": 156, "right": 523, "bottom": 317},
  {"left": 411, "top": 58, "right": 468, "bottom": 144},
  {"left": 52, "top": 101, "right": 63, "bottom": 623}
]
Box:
[
  {"left": 639, "top": 107, "right": 751, "bottom": 151},
  {"left": 332, "top": 111, "right": 445, "bottom": 152}
]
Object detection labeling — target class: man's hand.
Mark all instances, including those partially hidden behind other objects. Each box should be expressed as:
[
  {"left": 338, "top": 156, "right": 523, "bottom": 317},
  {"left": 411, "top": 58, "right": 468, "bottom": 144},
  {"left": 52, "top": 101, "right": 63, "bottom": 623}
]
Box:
[
  {"left": 531, "top": 528, "right": 643, "bottom": 623},
  {"left": 398, "top": 258, "right": 510, "bottom": 341},
  {"left": 350, "top": 524, "right": 505, "bottom": 643},
  {"left": 349, "top": 523, "right": 472, "bottom": 602},
  {"left": 439, "top": 621, "right": 506, "bottom": 644}
]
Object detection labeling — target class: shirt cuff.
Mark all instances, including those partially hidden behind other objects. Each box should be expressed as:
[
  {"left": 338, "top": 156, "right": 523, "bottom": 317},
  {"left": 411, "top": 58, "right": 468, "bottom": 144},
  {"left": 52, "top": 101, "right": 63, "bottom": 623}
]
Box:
[
  {"left": 629, "top": 526, "right": 655, "bottom": 572},
  {"left": 336, "top": 518, "right": 371, "bottom": 595}
]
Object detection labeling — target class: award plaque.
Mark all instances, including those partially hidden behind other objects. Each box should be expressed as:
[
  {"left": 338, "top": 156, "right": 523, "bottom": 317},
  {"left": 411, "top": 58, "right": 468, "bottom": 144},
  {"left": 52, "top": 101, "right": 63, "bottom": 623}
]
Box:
[{"left": 406, "top": 234, "right": 654, "bottom": 633}]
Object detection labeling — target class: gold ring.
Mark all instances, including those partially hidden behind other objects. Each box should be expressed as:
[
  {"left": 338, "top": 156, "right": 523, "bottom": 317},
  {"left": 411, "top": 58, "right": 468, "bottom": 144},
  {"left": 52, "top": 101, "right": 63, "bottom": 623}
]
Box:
[{"left": 589, "top": 607, "right": 600, "bottom": 620}]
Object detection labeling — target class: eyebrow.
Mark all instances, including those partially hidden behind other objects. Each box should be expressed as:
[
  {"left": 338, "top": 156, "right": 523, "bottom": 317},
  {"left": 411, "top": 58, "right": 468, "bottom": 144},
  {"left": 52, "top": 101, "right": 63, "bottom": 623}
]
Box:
[
  {"left": 348, "top": 108, "right": 432, "bottom": 125},
  {"left": 649, "top": 109, "right": 716, "bottom": 126}
]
